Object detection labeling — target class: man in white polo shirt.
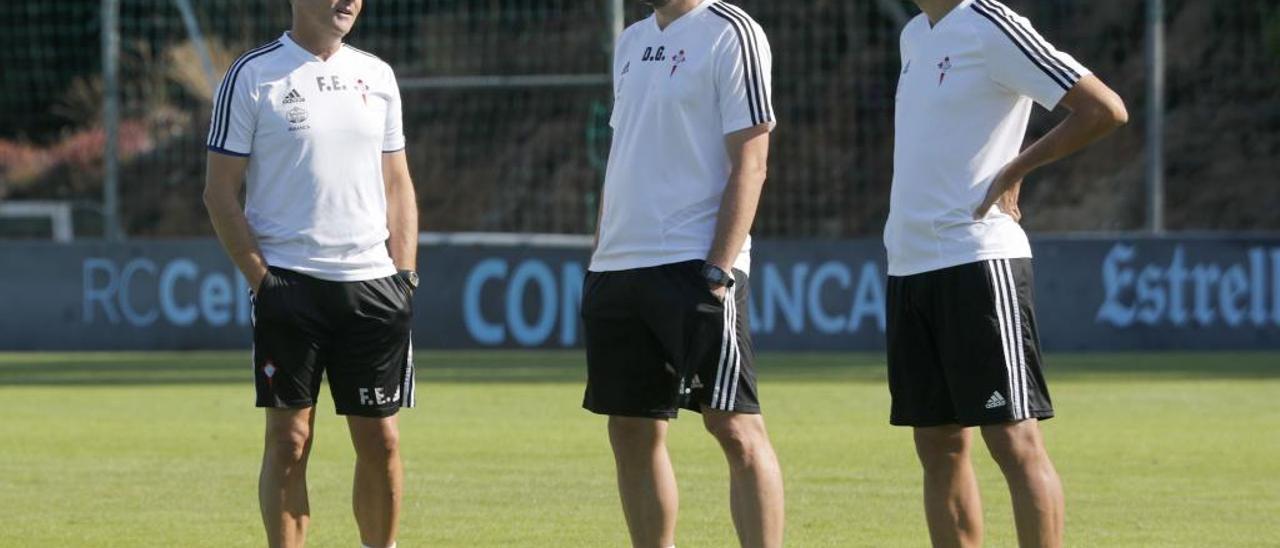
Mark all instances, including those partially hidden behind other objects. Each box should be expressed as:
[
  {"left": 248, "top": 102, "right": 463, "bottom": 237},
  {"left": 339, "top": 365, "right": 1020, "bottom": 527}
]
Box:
[
  {"left": 581, "top": 1, "right": 784, "bottom": 546},
  {"left": 886, "top": 0, "right": 1127, "bottom": 546},
  {"left": 202, "top": 1, "right": 417, "bottom": 546}
]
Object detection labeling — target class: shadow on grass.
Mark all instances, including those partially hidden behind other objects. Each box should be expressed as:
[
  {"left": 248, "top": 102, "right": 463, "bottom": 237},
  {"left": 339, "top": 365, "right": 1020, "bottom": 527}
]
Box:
[{"left": 0, "top": 351, "right": 1275, "bottom": 386}]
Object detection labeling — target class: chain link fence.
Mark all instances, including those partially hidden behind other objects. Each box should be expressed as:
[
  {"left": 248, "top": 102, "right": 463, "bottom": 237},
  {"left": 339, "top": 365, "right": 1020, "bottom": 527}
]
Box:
[{"left": 1, "top": 1, "right": 1278, "bottom": 238}]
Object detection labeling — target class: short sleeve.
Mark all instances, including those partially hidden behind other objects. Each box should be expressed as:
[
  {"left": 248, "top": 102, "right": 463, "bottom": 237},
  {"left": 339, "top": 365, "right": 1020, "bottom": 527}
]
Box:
[
  {"left": 206, "top": 65, "right": 258, "bottom": 157},
  {"left": 609, "top": 32, "right": 628, "bottom": 129},
  {"left": 714, "top": 17, "right": 776, "bottom": 134},
  {"left": 970, "top": 2, "right": 1091, "bottom": 109},
  {"left": 899, "top": 29, "right": 909, "bottom": 72},
  {"left": 382, "top": 65, "right": 406, "bottom": 153},
  {"left": 897, "top": 17, "right": 919, "bottom": 95},
  {"left": 899, "top": 16, "right": 920, "bottom": 67}
]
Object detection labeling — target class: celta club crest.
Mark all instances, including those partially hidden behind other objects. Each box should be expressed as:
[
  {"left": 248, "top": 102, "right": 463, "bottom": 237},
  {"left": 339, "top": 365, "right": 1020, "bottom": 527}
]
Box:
[
  {"left": 937, "top": 56, "right": 952, "bottom": 86},
  {"left": 356, "top": 78, "right": 370, "bottom": 105},
  {"left": 263, "top": 360, "right": 277, "bottom": 390},
  {"left": 670, "top": 50, "right": 687, "bottom": 77}
]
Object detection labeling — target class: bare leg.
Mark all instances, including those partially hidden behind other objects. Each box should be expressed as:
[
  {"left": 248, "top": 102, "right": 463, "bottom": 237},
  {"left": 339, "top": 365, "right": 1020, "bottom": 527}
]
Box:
[
  {"left": 914, "top": 425, "right": 983, "bottom": 548},
  {"left": 608, "top": 416, "right": 678, "bottom": 548},
  {"left": 981, "top": 420, "right": 1063, "bottom": 548},
  {"left": 702, "top": 410, "right": 785, "bottom": 548},
  {"left": 348, "top": 414, "right": 403, "bottom": 548},
  {"left": 260, "top": 407, "right": 317, "bottom": 548}
]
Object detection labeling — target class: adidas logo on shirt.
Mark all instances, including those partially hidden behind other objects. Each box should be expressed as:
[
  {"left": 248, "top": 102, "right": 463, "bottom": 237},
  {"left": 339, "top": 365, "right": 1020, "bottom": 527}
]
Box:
[
  {"left": 985, "top": 391, "right": 1007, "bottom": 409},
  {"left": 282, "top": 89, "right": 305, "bottom": 104}
]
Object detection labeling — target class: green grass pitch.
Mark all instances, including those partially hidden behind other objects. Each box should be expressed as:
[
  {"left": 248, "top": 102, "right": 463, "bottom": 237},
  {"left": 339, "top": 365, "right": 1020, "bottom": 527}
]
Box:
[{"left": 0, "top": 351, "right": 1277, "bottom": 546}]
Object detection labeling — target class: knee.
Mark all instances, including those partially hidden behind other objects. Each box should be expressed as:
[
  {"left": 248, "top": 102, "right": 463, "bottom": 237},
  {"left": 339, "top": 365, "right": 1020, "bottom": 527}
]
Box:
[
  {"left": 265, "top": 424, "right": 312, "bottom": 465},
  {"left": 353, "top": 423, "right": 400, "bottom": 460},
  {"left": 704, "top": 416, "right": 764, "bottom": 467},
  {"left": 608, "top": 416, "right": 665, "bottom": 455},
  {"left": 914, "top": 427, "right": 970, "bottom": 472},
  {"left": 982, "top": 423, "right": 1047, "bottom": 472}
]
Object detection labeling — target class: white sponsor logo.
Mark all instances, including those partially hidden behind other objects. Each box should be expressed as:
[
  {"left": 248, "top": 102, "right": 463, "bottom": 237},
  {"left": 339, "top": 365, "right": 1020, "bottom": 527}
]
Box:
[
  {"left": 985, "top": 391, "right": 1007, "bottom": 409},
  {"left": 358, "top": 387, "right": 401, "bottom": 406},
  {"left": 1097, "top": 244, "right": 1280, "bottom": 328}
]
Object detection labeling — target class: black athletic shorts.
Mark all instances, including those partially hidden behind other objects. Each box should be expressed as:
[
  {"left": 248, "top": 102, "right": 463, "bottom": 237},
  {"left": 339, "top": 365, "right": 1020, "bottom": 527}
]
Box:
[
  {"left": 887, "top": 258, "right": 1053, "bottom": 427},
  {"left": 582, "top": 260, "right": 758, "bottom": 419},
  {"left": 251, "top": 266, "right": 416, "bottom": 418}
]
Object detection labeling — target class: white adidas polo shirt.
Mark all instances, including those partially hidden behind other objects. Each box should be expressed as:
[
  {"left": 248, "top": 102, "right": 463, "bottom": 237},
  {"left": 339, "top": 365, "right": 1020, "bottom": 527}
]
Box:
[
  {"left": 590, "top": 0, "right": 775, "bottom": 275},
  {"left": 207, "top": 32, "right": 405, "bottom": 282},
  {"left": 886, "top": 0, "right": 1090, "bottom": 276}
]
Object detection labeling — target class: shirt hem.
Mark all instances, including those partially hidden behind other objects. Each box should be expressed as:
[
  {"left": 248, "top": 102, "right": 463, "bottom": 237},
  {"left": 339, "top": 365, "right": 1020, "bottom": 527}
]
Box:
[
  {"left": 887, "top": 249, "right": 1033, "bottom": 277},
  {"left": 263, "top": 257, "right": 397, "bottom": 282},
  {"left": 591, "top": 250, "right": 751, "bottom": 275},
  {"left": 590, "top": 252, "right": 709, "bottom": 273}
]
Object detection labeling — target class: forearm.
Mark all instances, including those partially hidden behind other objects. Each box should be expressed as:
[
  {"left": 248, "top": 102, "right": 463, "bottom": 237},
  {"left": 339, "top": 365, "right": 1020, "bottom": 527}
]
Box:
[
  {"left": 706, "top": 166, "right": 767, "bottom": 271},
  {"left": 386, "top": 181, "right": 418, "bottom": 271},
  {"left": 1006, "top": 110, "right": 1116, "bottom": 178},
  {"left": 204, "top": 194, "right": 268, "bottom": 283},
  {"left": 1006, "top": 77, "right": 1127, "bottom": 178}
]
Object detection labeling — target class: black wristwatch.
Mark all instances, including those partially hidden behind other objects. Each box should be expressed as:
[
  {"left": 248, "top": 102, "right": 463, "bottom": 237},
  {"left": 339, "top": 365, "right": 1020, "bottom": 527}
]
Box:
[
  {"left": 700, "top": 262, "right": 735, "bottom": 288},
  {"left": 397, "top": 270, "right": 419, "bottom": 290}
]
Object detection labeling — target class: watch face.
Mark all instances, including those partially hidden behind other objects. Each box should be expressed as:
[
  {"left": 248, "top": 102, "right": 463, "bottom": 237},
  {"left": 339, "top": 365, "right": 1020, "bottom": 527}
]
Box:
[
  {"left": 401, "top": 271, "right": 419, "bottom": 288},
  {"left": 702, "top": 264, "right": 731, "bottom": 286}
]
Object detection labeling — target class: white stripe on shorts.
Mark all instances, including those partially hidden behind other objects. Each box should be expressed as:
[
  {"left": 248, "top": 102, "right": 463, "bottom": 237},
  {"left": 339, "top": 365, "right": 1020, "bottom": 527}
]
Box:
[
  {"left": 402, "top": 336, "right": 416, "bottom": 408},
  {"left": 986, "top": 260, "right": 1022, "bottom": 419},
  {"left": 724, "top": 285, "right": 742, "bottom": 411},
  {"left": 710, "top": 284, "right": 733, "bottom": 409},
  {"left": 999, "top": 260, "right": 1030, "bottom": 418}
]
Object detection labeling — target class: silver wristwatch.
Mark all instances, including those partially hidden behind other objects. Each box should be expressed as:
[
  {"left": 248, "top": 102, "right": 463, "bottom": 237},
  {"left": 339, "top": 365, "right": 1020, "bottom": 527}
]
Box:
[{"left": 700, "top": 263, "right": 735, "bottom": 288}]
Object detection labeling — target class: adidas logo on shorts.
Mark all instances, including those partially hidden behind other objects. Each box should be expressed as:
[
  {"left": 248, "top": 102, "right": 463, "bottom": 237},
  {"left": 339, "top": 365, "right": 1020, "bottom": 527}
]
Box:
[
  {"left": 985, "top": 391, "right": 1007, "bottom": 409},
  {"left": 282, "top": 89, "right": 305, "bottom": 104}
]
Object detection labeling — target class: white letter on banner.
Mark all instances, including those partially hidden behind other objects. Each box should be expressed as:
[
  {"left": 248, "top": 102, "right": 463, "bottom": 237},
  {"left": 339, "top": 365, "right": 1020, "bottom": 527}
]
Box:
[
  {"left": 236, "top": 273, "right": 252, "bottom": 326},
  {"left": 1248, "top": 248, "right": 1267, "bottom": 326},
  {"left": 1167, "top": 247, "right": 1190, "bottom": 326},
  {"left": 807, "top": 261, "right": 850, "bottom": 334},
  {"left": 849, "top": 262, "right": 886, "bottom": 333},
  {"left": 463, "top": 259, "right": 507, "bottom": 345},
  {"left": 83, "top": 258, "right": 121, "bottom": 324},
  {"left": 1218, "top": 265, "right": 1248, "bottom": 327},
  {"left": 1272, "top": 249, "right": 1280, "bottom": 327},
  {"left": 160, "top": 259, "right": 199, "bottom": 326},
  {"left": 761, "top": 263, "right": 808, "bottom": 334},
  {"left": 560, "top": 262, "right": 585, "bottom": 347},
  {"left": 120, "top": 259, "right": 159, "bottom": 327},
  {"left": 201, "top": 273, "right": 233, "bottom": 327},
  {"left": 1096, "top": 243, "right": 1137, "bottom": 327},
  {"left": 507, "top": 260, "right": 557, "bottom": 346},
  {"left": 1135, "top": 265, "right": 1166, "bottom": 325},
  {"left": 1190, "top": 264, "right": 1221, "bottom": 326}
]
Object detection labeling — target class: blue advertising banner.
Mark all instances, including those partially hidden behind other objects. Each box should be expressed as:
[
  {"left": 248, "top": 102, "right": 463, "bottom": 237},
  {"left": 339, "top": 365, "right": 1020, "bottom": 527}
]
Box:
[{"left": 0, "top": 236, "right": 1277, "bottom": 351}]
